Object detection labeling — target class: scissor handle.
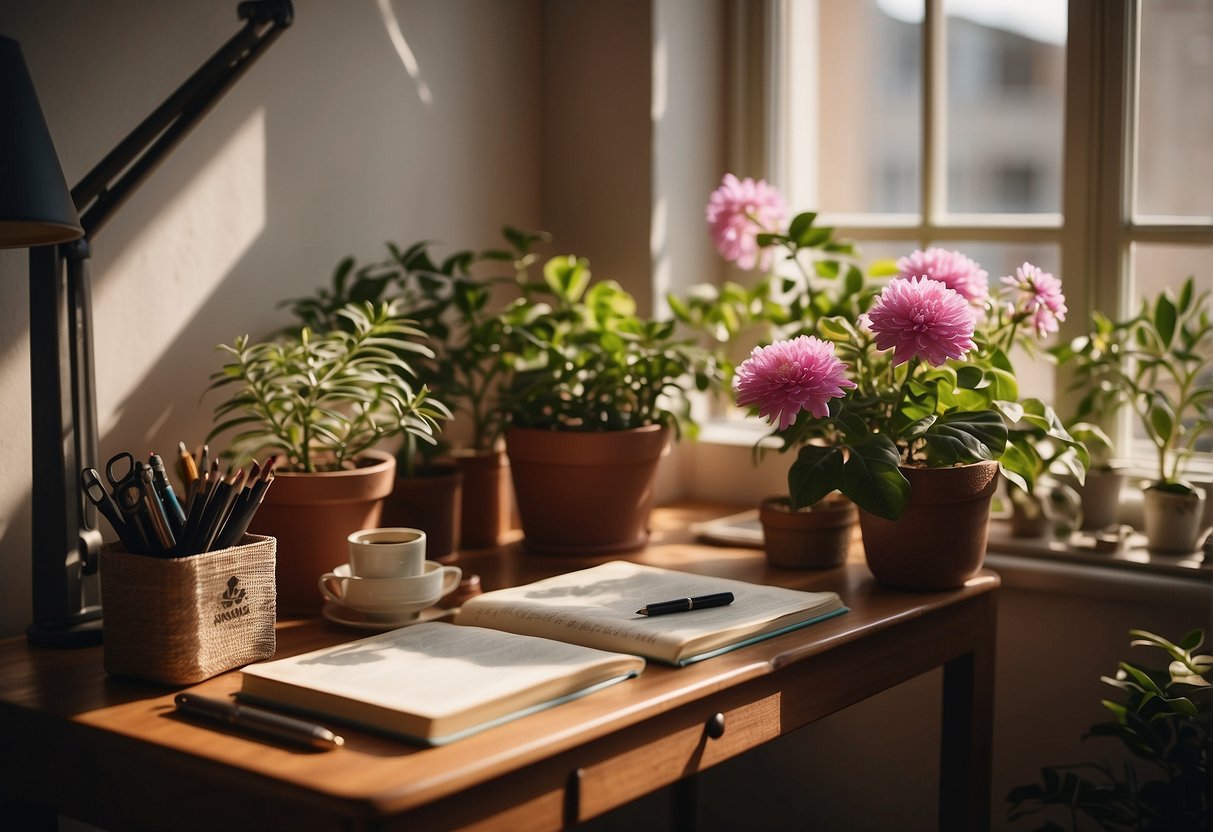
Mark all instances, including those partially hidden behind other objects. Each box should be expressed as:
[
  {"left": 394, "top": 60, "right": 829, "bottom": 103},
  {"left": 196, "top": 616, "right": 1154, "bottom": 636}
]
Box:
[{"left": 105, "top": 451, "right": 136, "bottom": 489}]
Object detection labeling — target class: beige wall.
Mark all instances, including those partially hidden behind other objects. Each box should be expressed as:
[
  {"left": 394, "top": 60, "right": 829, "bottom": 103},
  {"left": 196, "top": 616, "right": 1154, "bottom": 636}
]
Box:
[{"left": 0, "top": 0, "right": 545, "bottom": 637}]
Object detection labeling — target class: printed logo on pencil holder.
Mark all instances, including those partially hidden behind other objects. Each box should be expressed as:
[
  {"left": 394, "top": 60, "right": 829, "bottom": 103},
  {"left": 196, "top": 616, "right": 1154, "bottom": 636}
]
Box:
[{"left": 214, "top": 575, "right": 250, "bottom": 626}]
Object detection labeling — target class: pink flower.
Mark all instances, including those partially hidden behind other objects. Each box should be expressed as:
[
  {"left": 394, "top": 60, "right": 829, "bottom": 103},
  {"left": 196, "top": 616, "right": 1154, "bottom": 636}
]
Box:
[
  {"left": 734, "top": 335, "right": 857, "bottom": 430},
  {"left": 866, "top": 277, "right": 976, "bottom": 366},
  {"left": 896, "top": 247, "right": 989, "bottom": 305},
  {"left": 706, "top": 173, "right": 788, "bottom": 271},
  {"left": 1001, "top": 262, "right": 1067, "bottom": 337}
]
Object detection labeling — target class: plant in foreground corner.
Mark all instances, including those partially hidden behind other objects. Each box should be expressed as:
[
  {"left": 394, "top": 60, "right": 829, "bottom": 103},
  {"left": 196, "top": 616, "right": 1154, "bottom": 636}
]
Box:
[
  {"left": 206, "top": 301, "right": 450, "bottom": 473},
  {"left": 1007, "top": 628, "right": 1211, "bottom": 831}
]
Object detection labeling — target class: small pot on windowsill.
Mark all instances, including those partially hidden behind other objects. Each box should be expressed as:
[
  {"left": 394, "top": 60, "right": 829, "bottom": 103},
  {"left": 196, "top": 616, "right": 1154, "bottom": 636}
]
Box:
[
  {"left": 759, "top": 494, "right": 858, "bottom": 569},
  {"left": 1142, "top": 481, "right": 1207, "bottom": 554}
]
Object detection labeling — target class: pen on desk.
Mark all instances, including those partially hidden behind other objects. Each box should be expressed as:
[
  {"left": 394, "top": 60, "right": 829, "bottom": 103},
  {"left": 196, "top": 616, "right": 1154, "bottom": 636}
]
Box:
[
  {"left": 173, "top": 692, "right": 344, "bottom": 751},
  {"left": 636, "top": 592, "right": 734, "bottom": 616}
]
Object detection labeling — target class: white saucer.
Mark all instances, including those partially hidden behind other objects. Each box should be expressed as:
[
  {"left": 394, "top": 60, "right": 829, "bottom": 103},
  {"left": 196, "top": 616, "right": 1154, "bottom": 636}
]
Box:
[{"left": 322, "top": 600, "right": 454, "bottom": 630}]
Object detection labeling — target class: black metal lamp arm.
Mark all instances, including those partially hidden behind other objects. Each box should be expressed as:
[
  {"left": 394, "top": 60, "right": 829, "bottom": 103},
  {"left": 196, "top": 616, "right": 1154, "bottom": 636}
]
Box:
[{"left": 28, "top": 0, "right": 293, "bottom": 647}]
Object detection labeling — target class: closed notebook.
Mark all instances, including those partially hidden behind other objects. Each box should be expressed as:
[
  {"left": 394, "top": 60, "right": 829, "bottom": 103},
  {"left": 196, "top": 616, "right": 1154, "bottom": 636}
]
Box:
[
  {"left": 239, "top": 622, "right": 644, "bottom": 745},
  {"left": 453, "top": 560, "right": 848, "bottom": 666}
]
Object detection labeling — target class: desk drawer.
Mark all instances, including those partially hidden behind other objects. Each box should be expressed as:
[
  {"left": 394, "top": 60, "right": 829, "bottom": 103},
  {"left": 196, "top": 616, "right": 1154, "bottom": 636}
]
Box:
[{"left": 574, "top": 691, "right": 782, "bottom": 820}]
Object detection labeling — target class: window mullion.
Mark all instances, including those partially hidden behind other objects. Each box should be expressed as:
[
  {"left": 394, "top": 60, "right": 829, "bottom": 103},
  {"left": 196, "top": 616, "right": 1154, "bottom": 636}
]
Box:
[{"left": 922, "top": 0, "right": 945, "bottom": 240}]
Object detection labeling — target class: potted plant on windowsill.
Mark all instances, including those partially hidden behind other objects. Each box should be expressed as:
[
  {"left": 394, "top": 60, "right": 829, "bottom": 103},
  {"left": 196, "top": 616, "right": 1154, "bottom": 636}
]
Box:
[
  {"left": 496, "top": 253, "right": 723, "bottom": 555},
  {"left": 205, "top": 301, "right": 449, "bottom": 613},
  {"left": 1059, "top": 276, "right": 1212, "bottom": 552},
  {"left": 734, "top": 254, "right": 1085, "bottom": 589}
]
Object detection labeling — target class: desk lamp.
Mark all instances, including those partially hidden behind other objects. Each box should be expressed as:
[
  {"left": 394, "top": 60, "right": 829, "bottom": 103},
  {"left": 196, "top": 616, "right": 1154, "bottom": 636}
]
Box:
[{"left": 0, "top": 1, "right": 293, "bottom": 647}]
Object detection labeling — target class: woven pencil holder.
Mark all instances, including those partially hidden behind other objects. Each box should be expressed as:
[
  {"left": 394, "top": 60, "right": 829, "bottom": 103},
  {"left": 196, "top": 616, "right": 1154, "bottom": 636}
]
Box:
[{"left": 100, "top": 535, "right": 277, "bottom": 685}]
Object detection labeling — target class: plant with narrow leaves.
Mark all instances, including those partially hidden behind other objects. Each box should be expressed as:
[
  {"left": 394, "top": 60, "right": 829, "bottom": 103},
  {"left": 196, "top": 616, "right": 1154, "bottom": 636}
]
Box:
[
  {"left": 1007, "top": 628, "right": 1211, "bottom": 831},
  {"left": 206, "top": 301, "right": 450, "bottom": 473},
  {"left": 1053, "top": 276, "right": 1212, "bottom": 492}
]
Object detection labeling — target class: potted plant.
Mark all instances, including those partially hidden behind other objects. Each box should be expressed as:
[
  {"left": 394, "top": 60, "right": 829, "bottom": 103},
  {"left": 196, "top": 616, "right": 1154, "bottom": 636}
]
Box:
[
  {"left": 1057, "top": 277, "right": 1212, "bottom": 552},
  {"left": 1002, "top": 415, "right": 1104, "bottom": 539},
  {"left": 1007, "top": 628, "right": 1210, "bottom": 830},
  {"left": 205, "top": 301, "right": 449, "bottom": 612},
  {"left": 282, "top": 229, "right": 548, "bottom": 550},
  {"left": 496, "top": 254, "right": 723, "bottom": 554},
  {"left": 734, "top": 251, "right": 1085, "bottom": 589}
]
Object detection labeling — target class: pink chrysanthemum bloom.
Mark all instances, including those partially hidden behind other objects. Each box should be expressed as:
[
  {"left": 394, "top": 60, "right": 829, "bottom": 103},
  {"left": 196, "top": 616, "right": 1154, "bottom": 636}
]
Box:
[
  {"left": 1001, "top": 262, "right": 1067, "bottom": 337},
  {"left": 706, "top": 173, "right": 788, "bottom": 271},
  {"left": 866, "top": 277, "right": 976, "bottom": 366},
  {"left": 896, "top": 247, "right": 989, "bottom": 305},
  {"left": 734, "top": 335, "right": 857, "bottom": 430}
]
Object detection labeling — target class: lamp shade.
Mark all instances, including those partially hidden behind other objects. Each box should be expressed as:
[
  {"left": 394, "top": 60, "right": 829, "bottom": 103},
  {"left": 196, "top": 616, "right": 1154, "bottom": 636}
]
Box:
[{"left": 0, "top": 36, "right": 82, "bottom": 249}]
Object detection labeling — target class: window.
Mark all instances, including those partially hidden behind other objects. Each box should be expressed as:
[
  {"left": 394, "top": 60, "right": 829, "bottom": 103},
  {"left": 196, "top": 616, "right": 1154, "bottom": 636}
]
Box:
[{"left": 757, "top": 0, "right": 1212, "bottom": 475}]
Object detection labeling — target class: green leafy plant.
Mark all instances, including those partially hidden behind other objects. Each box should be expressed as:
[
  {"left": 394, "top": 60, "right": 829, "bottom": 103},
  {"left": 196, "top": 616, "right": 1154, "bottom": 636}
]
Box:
[
  {"left": 282, "top": 227, "right": 548, "bottom": 460},
  {"left": 1007, "top": 628, "right": 1211, "bottom": 831},
  {"left": 496, "top": 254, "right": 724, "bottom": 433},
  {"left": 205, "top": 301, "right": 450, "bottom": 473},
  {"left": 1054, "top": 276, "right": 1213, "bottom": 492}
]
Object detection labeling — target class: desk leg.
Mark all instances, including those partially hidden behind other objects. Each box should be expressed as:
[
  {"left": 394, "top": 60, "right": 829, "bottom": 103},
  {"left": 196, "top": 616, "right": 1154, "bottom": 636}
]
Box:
[
  {"left": 939, "top": 595, "right": 996, "bottom": 832},
  {"left": 671, "top": 777, "right": 697, "bottom": 832}
]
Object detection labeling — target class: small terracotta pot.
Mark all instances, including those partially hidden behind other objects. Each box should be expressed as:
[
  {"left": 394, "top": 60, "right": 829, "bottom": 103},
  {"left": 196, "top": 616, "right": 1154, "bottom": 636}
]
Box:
[
  {"left": 759, "top": 495, "right": 857, "bottom": 569},
  {"left": 380, "top": 463, "right": 463, "bottom": 562},
  {"left": 1008, "top": 488, "right": 1049, "bottom": 538},
  {"left": 859, "top": 461, "right": 999, "bottom": 590},
  {"left": 506, "top": 425, "right": 669, "bottom": 555},
  {"left": 450, "top": 448, "right": 512, "bottom": 548},
  {"left": 249, "top": 450, "right": 395, "bottom": 615}
]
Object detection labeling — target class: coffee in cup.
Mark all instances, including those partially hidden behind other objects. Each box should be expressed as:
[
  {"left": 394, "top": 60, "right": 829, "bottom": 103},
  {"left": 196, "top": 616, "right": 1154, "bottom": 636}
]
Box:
[{"left": 346, "top": 528, "right": 427, "bottom": 578}]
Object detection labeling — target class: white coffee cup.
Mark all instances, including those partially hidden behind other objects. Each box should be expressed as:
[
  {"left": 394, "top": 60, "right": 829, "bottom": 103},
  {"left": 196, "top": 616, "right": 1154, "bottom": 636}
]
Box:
[
  {"left": 318, "top": 560, "right": 462, "bottom": 615},
  {"left": 347, "top": 527, "right": 427, "bottom": 578}
]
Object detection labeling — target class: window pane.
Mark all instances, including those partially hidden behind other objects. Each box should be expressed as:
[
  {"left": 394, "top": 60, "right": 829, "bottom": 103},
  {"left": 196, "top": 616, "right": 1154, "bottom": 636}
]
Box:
[
  {"left": 944, "top": 0, "right": 1067, "bottom": 215},
  {"left": 1134, "top": 0, "right": 1213, "bottom": 220},
  {"left": 785, "top": 0, "right": 922, "bottom": 216},
  {"left": 933, "top": 240, "right": 1061, "bottom": 400},
  {"left": 1128, "top": 244, "right": 1213, "bottom": 454}
]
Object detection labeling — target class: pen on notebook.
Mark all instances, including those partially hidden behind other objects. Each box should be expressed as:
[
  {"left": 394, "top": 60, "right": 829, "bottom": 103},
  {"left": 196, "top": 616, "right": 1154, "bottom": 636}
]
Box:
[
  {"left": 636, "top": 592, "right": 734, "bottom": 617},
  {"left": 173, "top": 693, "right": 344, "bottom": 751}
]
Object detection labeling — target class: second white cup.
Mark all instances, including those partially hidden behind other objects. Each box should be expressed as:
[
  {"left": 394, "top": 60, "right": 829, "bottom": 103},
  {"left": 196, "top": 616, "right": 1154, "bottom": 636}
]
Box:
[{"left": 347, "top": 527, "right": 427, "bottom": 578}]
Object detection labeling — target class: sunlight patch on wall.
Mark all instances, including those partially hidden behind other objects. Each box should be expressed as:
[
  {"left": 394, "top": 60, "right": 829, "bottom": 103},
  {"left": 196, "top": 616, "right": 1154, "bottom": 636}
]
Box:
[
  {"left": 376, "top": 0, "right": 433, "bottom": 106},
  {"left": 94, "top": 107, "right": 266, "bottom": 434}
]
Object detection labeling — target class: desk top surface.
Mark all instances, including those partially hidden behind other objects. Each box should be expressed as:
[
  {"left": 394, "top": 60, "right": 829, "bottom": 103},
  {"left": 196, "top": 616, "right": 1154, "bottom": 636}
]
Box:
[{"left": 0, "top": 503, "right": 998, "bottom": 818}]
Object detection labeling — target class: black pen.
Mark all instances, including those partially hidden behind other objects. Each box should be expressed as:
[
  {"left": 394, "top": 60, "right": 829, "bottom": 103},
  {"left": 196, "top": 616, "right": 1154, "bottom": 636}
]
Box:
[
  {"left": 636, "top": 592, "right": 735, "bottom": 616},
  {"left": 174, "top": 693, "right": 344, "bottom": 751}
]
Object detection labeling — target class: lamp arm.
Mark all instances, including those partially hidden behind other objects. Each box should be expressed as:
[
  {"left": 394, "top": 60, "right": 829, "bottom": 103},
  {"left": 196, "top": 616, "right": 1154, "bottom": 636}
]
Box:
[
  {"left": 73, "top": 0, "right": 293, "bottom": 238},
  {"left": 27, "top": 0, "right": 293, "bottom": 646}
]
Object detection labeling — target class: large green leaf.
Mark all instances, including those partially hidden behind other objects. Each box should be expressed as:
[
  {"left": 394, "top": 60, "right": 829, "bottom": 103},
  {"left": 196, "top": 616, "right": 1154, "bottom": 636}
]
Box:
[
  {"left": 921, "top": 409, "right": 1008, "bottom": 464},
  {"left": 787, "top": 444, "right": 845, "bottom": 509},
  {"left": 840, "top": 436, "right": 910, "bottom": 520}
]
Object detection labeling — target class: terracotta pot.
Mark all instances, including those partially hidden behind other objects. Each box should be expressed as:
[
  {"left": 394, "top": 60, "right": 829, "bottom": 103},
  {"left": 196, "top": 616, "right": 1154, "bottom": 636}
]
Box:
[
  {"left": 1008, "top": 488, "right": 1050, "bottom": 538},
  {"left": 450, "top": 448, "right": 513, "bottom": 548},
  {"left": 248, "top": 450, "right": 395, "bottom": 615},
  {"left": 505, "top": 425, "right": 669, "bottom": 555},
  {"left": 859, "top": 461, "right": 999, "bottom": 590},
  {"left": 1142, "top": 485, "right": 1206, "bottom": 553},
  {"left": 380, "top": 463, "right": 463, "bottom": 562},
  {"left": 759, "top": 495, "right": 857, "bottom": 569}
]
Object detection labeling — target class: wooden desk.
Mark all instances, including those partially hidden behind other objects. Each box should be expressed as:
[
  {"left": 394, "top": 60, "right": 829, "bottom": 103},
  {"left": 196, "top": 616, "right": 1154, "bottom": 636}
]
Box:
[{"left": 0, "top": 505, "right": 998, "bottom": 831}]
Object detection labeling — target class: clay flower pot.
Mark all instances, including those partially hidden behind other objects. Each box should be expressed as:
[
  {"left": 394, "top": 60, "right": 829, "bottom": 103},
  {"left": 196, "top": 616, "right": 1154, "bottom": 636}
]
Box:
[
  {"left": 450, "top": 448, "right": 513, "bottom": 548},
  {"left": 859, "top": 461, "right": 999, "bottom": 590},
  {"left": 380, "top": 462, "right": 463, "bottom": 562},
  {"left": 760, "top": 495, "right": 858, "bottom": 569},
  {"left": 249, "top": 449, "right": 395, "bottom": 615},
  {"left": 505, "top": 424, "right": 669, "bottom": 555}
]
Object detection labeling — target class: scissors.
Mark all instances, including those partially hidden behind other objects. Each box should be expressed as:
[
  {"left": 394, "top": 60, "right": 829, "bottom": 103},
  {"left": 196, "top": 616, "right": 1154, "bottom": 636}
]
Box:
[
  {"left": 105, "top": 451, "right": 139, "bottom": 491},
  {"left": 82, "top": 468, "right": 143, "bottom": 553}
]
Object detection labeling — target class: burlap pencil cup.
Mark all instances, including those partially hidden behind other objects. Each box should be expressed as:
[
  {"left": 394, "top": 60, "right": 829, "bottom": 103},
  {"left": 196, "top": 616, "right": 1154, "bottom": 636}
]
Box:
[{"left": 100, "top": 535, "right": 277, "bottom": 685}]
